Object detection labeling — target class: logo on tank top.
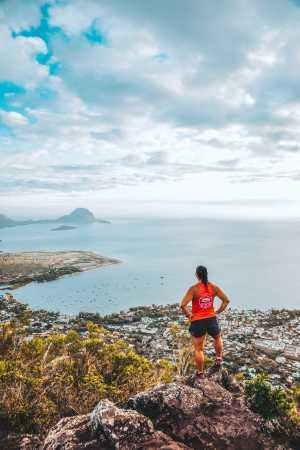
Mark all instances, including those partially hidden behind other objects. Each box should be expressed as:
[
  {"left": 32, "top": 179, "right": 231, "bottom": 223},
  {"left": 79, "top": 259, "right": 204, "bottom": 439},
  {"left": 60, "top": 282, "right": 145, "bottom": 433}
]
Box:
[{"left": 198, "top": 296, "right": 213, "bottom": 309}]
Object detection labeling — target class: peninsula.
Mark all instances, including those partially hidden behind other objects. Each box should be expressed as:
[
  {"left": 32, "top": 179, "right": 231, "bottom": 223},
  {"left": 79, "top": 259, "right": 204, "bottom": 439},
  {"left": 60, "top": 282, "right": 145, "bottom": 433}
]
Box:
[{"left": 0, "top": 251, "right": 120, "bottom": 289}]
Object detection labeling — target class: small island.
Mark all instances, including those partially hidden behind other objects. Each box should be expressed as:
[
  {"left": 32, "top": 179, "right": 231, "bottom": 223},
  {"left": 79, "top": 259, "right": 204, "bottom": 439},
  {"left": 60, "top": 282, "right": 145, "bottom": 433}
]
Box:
[
  {"left": 0, "top": 251, "right": 120, "bottom": 289},
  {"left": 51, "top": 225, "right": 77, "bottom": 231}
]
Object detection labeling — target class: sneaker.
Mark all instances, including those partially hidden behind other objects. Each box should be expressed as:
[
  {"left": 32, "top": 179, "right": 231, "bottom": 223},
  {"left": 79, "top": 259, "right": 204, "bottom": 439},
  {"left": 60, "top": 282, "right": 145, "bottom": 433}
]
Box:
[
  {"left": 195, "top": 371, "right": 205, "bottom": 380},
  {"left": 207, "top": 360, "right": 222, "bottom": 376}
]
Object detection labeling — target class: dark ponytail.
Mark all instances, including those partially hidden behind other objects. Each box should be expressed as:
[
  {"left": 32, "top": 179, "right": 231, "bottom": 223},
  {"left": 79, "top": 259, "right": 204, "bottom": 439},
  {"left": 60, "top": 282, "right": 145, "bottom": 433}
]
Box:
[{"left": 196, "top": 265, "right": 208, "bottom": 287}]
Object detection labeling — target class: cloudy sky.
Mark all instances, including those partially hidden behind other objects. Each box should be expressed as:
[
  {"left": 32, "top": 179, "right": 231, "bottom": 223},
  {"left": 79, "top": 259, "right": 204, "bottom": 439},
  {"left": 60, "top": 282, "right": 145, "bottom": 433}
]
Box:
[{"left": 1, "top": 0, "right": 300, "bottom": 219}]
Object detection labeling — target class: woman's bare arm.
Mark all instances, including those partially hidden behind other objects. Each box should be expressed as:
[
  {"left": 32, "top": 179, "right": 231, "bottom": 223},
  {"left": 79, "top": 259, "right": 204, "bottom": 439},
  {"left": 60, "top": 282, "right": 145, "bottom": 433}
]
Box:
[
  {"left": 180, "top": 287, "right": 194, "bottom": 319},
  {"left": 214, "top": 285, "right": 230, "bottom": 315}
]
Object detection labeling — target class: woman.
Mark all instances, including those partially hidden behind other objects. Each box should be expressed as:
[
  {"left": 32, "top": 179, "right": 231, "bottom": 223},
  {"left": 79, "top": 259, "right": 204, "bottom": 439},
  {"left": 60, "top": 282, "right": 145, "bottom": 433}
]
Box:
[{"left": 180, "top": 265, "right": 230, "bottom": 379}]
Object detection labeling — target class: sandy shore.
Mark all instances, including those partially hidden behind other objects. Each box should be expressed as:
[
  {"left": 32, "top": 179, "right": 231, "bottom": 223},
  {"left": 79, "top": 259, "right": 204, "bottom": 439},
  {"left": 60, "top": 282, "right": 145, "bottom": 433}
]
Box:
[{"left": 0, "top": 251, "right": 120, "bottom": 289}]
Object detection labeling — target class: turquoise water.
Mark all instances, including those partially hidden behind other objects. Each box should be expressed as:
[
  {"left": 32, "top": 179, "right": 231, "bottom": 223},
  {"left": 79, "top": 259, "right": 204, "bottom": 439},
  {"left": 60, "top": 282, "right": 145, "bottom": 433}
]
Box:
[{"left": 1, "top": 218, "right": 299, "bottom": 314}]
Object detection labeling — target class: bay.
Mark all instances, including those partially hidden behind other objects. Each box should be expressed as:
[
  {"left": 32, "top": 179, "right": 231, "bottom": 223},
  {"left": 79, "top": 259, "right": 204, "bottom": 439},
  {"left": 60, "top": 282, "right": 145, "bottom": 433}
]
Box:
[{"left": 0, "top": 218, "right": 299, "bottom": 314}]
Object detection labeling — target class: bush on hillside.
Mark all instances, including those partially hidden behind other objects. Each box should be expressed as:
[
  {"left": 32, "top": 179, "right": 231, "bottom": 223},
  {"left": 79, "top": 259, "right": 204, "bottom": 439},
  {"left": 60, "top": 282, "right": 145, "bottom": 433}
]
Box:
[
  {"left": 245, "top": 374, "right": 295, "bottom": 420},
  {"left": 245, "top": 374, "right": 300, "bottom": 447},
  {"left": 0, "top": 321, "right": 173, "bottom": 437}
]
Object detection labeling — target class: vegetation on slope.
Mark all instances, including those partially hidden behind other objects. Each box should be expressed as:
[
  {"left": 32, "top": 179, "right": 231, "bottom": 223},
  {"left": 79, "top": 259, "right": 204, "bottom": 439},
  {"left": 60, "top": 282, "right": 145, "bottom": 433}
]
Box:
[
  {"left": 0, "top": 320, "right": 172, "bottom": 438},
  {"left": 0, "top": 318, "right": 298, "bottom": 446}
]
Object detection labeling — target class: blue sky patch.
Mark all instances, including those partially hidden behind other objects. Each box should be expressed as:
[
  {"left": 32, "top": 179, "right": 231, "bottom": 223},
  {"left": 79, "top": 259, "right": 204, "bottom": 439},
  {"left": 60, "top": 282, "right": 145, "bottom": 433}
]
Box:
[
  {"left": 84, "top": 20, "right": 106, "bottom": 45},
  {"left": 12, "top": 3, "right": 66, "bottom": 69},
  {"left": 0, "top": 82, "right": 26, "bottom": 112},
  {"left": 49, "top": 61, "right": 61, "bottom": 75}
]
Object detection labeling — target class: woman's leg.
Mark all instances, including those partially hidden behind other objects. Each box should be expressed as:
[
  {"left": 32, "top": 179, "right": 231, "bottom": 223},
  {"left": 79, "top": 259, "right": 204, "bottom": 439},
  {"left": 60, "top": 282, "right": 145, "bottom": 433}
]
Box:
[
  {"left": 207, "top": 335, "right": 223, "bottom": 374},
  {"left": 192, "top": 334, "right": 206, "bottom": 373},
  {"left": 208, "top": 318, "right": 223, "bottom": 370},
  {"left": 214, "top": 335, "right": 223, "bottom": 359}
]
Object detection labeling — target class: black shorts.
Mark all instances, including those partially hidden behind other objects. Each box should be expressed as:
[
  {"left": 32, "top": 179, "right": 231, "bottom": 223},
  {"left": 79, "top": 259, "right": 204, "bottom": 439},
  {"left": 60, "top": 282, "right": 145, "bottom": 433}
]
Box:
[{"left": 189, "top": 317, "right": 221, "bottom": 338}]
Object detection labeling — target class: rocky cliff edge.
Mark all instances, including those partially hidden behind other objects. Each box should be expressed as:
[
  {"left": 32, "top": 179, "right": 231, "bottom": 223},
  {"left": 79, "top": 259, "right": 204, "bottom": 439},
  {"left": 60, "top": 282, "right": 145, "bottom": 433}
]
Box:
[{"left": 14, "top": 372, "right": 290, "bottom": 450}]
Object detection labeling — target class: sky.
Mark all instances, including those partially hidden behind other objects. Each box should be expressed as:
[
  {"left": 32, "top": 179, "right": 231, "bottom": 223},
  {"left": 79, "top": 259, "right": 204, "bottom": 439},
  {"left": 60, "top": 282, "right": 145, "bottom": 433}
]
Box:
[{"left": 1, "top": 0, "right": 300, "bottom": 220}]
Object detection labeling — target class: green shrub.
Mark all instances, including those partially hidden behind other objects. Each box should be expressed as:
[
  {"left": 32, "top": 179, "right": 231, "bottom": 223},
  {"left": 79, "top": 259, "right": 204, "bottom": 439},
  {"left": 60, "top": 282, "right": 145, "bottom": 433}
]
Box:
[
  {"left": 0, "top": 321, "right": 173, "bottom": 437},
  {"left": 245, "top": 374, "right": 295, "bottom": 420}
]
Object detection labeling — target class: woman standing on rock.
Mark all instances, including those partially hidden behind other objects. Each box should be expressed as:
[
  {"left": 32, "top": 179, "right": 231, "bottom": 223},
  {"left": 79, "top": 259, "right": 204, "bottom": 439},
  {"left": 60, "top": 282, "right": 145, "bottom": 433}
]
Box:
[{"left": 181, "top": 265, "right": 230, "bottom": 379}]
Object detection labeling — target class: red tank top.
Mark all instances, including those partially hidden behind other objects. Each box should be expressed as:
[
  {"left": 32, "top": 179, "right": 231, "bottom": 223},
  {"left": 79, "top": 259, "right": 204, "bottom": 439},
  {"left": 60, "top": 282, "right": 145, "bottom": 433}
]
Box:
[{"left": 191, "top": 282, "right": 216, "bottom": 321}]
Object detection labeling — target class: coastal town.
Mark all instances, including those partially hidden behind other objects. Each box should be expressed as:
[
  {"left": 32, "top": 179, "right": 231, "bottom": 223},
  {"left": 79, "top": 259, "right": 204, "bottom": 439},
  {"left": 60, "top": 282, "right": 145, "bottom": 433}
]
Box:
[{"left": 0, "top": 292, "right": 299, "bottom": 388}]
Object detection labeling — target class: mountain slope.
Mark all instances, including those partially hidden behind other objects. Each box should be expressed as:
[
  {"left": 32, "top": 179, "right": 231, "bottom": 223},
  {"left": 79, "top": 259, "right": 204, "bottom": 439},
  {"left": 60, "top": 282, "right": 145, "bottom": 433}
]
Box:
[{"left": 58, "top": 208, "right": 108, "bottom": 224}]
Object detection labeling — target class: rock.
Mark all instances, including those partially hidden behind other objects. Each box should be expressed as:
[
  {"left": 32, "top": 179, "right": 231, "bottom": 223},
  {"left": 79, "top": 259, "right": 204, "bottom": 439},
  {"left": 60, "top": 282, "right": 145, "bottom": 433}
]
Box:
[
  {"left": 43, "top": 379, "right": 286, "bottom": 450},
  {"left": 42, "top": 414, "right": 95, "bottom": 449},
  {"left": 128, "top": 381, "right": 275, "bottom": 449},
  {"left": 19, "top": 434, "right": 42, "bottom": 450},
  {"left": 0, "top": 434, "right": 41, "bottom": 450},
  {"left": 185, "top": 369, "right": 243, "bottom": 395},
  {"left": 43, "top": 399, "right": 188, "bottom": 450}
]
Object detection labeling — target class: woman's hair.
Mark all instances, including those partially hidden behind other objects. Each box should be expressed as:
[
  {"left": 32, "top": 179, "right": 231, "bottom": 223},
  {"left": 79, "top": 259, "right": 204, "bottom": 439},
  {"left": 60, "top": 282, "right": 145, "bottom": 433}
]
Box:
[{"left": 196, "top": 265, "right": 208, "bottom": 286}]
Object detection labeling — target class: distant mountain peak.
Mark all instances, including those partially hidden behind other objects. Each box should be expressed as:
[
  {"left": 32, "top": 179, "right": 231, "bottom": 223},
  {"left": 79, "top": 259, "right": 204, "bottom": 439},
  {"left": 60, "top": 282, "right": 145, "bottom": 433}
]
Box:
[
  {"left": 70, "top": 208, "right": 95, "bottom": 217},
  {"left": 58, "top": 208, "right": 108, "bottom": 224}
]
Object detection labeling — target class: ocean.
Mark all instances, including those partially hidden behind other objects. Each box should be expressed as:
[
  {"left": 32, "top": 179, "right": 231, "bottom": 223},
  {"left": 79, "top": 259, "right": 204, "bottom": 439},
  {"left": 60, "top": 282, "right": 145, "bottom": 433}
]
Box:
[{"left": 1, "top": 218, "right": 299, "bottom": 314}]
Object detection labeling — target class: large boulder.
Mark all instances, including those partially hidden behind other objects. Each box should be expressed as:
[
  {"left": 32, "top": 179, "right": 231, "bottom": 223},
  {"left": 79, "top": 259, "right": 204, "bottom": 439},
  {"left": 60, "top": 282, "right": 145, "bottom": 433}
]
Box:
[
  {"left": 42, "top": 399, "right": 188, "bottom": 450},
  {"left": 128, "top": 379, "right": 277, "bottom": 449}
]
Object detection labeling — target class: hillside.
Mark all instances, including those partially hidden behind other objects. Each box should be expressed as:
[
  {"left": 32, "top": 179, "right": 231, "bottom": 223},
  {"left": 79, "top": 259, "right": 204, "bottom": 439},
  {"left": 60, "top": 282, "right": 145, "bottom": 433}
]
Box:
[{"left": 0, "top": 317, "right": 298, "bottom": 449}]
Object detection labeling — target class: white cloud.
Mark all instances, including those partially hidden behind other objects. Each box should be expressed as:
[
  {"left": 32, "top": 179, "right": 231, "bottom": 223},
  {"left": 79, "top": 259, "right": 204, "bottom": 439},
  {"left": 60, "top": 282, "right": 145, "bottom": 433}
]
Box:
[
  {"left": 49, "top": 0, "right": 105, "bottom": 35},
  {"left": 0, "top": 25, "right": 48, "bottom": 87},
  {"left": 1, "top": 0, "right": 300, "bottom": 217},
  {"left": 0, "top": 110, "right": 28, "bottom": 126}
]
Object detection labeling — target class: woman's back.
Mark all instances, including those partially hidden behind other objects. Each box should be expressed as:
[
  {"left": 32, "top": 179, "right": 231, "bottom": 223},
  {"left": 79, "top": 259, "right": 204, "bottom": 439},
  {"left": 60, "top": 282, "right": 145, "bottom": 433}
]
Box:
[{"left": 191, "top": 281, "right": 216, "bottom": 321}]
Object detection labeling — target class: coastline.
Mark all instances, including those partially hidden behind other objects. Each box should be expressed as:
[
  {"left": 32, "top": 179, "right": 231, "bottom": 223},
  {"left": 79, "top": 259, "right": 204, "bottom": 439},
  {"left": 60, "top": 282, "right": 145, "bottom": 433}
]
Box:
[{"left": 0, "top": 250, "right": 121, "bottom": 290}]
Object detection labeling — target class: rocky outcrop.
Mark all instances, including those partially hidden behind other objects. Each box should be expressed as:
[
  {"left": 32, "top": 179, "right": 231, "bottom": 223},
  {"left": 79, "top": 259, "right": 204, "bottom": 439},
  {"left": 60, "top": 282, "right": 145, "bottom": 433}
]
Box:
[
  {"left": 43, "top": 399, "right": 187, "bottom": 449},
  {"left": 42, "top": 374, "right": 287, "bottom": 450},
  {"left": 128, "top": 379, "right": 273, "bottom": 449}
]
